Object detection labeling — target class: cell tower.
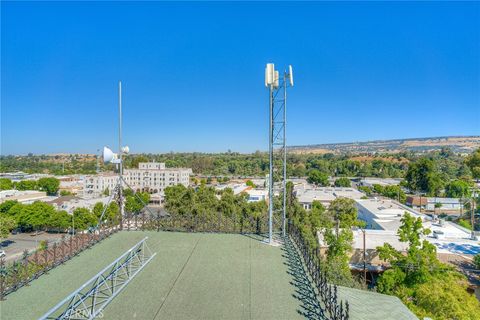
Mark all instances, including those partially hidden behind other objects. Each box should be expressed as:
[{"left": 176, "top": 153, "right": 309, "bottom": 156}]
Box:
[{"left": 265, "top": 63, "right": 294, "bottom": 243}]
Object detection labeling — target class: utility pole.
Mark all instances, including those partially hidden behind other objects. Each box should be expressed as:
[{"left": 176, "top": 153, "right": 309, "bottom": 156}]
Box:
[
  {"left": 471, "top": 195, "right": 476, "bottom": 240},
  {"left": 282, "top": 70, "right": 287, "bottom": 238},
  {"left": 363, "top": 228, "right": 367, "bottom": 285},
  {"left": 118, "top": 81, "right": 124, "bottom": 230}
]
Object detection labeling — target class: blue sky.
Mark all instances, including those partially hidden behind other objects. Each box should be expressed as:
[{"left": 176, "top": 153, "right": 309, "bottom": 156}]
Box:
[{"left": 1, "top": 1, "right": 479, "bottom": 155}]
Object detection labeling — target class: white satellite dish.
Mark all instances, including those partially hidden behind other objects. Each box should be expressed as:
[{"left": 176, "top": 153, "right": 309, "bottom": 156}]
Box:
[
  {"left": 121, "top": 146, "right": 130, "bottom": 154},
  {"left": 103, "top": 146, "right": 118, "bottom": 163},
  {"left": 289, "top": 65, "right": 294, "bottom": 86}
]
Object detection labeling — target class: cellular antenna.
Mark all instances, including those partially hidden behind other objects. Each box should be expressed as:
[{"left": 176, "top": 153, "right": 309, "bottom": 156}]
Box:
[{"left": 288, "top": 65, "right": 294, "bottom": 86}]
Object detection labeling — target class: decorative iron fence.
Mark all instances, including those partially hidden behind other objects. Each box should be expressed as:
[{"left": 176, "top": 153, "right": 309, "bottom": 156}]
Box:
[
  {"left": 128, "top": 212, "right": 284, "bottom": 235},
  {"left": 0, "top": 226, "right": 120, "bottom": 300},
  {"left": 288, "top": 222, "right": 349, "bottom": 320}
]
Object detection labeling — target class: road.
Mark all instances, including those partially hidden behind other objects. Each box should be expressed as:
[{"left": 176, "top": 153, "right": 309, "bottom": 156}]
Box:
[{"left": 1, "top": 232, "right": 65, "bottom": 263}]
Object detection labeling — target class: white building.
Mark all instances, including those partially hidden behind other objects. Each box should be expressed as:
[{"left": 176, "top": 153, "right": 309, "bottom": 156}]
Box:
[
  {"left": 335, "top": 198, "right": 480, "bottom": 275},
  {"left": 84, "top": 173, "right": 118, "bottom": 197},
  {"left": 123, "top": 162, "right": 191, "bottom": 194},
  {"left": 355, "top": 198, "right": 473, "bottom": 239},
  {"left": 359, "top": 178, "right": 402, "bottom": 188},
  {"left": 0, "top": 190, "right": 50, "bottom": 204},
  {"left": 84, "top": 162, "right": 192, "bottom": 198},
  {"left": 295, "top": 187, "right": 365, "bottom": 210},
  {"left": 246, "top": 189, "right": 268, "bottom": 203},
  {"left": 355, "top": 198, "right": 423, "bottom": 231},
  {"left": 425, "top": 197, "right": 462, "bottom": 212},
  {"left": 47, "top": 195, "right": 110, "bottom": 214}
]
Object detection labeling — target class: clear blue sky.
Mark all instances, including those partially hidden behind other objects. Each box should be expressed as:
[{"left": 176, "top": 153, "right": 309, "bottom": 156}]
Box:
[{"left": 1, "top": 1, "right": 479, "bottom": 155}]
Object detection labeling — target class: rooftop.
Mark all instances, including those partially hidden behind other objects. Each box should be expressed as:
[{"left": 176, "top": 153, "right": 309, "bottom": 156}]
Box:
[
  {"left": 356, "top": 198, "right": 424, "bottom": 231},
  {"left": 296, "top": 187, "right": 365, "bottom": 204},
  {"left": 0, "top": 231, "right": 416, "bottom": 320},
  {"left": 0, "top": 189, "right": 49, "bottom": 203}
]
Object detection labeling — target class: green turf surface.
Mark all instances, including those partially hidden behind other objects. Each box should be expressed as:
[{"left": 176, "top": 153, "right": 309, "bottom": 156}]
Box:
[{"left": 0, "top": 231, "right": 304, "bottom": 320}]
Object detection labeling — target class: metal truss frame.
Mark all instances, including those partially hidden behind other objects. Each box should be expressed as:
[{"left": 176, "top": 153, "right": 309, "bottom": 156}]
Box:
[
  {"left": 268, "top": 71, "right": 290, "bottom": 240},
  {"left": 39, "top": 237, "right": 156, "bottom": 320}
]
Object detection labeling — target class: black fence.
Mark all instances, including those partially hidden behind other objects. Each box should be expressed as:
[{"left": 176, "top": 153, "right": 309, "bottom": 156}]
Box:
[
  {"left": 288, "top": 222, "right": 349, "bottom": 320},
  {"left": 0, "top": 226, "right": 119, "bottom": 300},
  {"left": 127, "top": 211, "right": 284, "bottom": 235}
]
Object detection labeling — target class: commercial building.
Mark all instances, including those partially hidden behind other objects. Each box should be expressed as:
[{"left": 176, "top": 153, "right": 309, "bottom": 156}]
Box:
[
  {"left": 57, "top": 175, "right": 85, "bottom": 195},
  {"left": 295, "top": 187, "right": 365, "bottom": 210},
  {"left": 355, "top": 198, "right": 421, "bottom": 230},
  {"left": 359, "top": 178, "right": 402, "bottom": 188},
  {"left": 47, "top": 195, "right": 110, "bottom": 214},
  {"left": 406, "top": 196, "right": 462, "bottom": 215},
  {"left": 84, "top": 162, "right": 192, "bottom": 199},
  {"left": 317, "top": 198, "right": 480, "bottom": 279},
  {"left": 123, "top": 162, "right": 191, "bottom": 194},
  {"left": 0, "top": 190, "right": 50, "bottom": 204},
  {"left": 355, "top": 198, "right": 478, "bottom": 254},
  {"left": 215, "top": 182, "right": 268, "bottom": 203}
]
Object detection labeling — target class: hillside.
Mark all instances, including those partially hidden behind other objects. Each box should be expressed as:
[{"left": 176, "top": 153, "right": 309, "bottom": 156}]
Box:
[{"left": 289, "top": 136, "right": 480, "bottom": 154}]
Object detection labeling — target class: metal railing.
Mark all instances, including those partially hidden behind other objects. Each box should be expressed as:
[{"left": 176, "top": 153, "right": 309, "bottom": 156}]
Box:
[
  {"left": 288, "top": 222, "right": 349, "bottom": 320},
  {"left": 130, "top": 211, "right": 284, "bottom": 235},
  {"left": 0, "top": 226, "right": 120, "bottom": 300},
  {"left": 38, "top": 237, "right": 155, "bottom": 320}
]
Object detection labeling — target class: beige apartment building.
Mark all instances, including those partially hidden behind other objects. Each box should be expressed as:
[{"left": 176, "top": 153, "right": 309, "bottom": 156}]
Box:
[{"left": 84, "top": 162, "right": 192, "bottom": 197}]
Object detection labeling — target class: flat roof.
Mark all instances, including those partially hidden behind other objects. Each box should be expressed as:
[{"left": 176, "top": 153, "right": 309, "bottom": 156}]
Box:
[
  {"left": 296, "top": 187, "right": 364, "bottom": 204},
  {"left": 0, "top": 231, "right": 415, "bottom": 320},
  {"left": 1, "top": 232, "right": 302, "bottom": 320},
  {"left": 356, "top": 198, "right": 424, "bottom": 231}
]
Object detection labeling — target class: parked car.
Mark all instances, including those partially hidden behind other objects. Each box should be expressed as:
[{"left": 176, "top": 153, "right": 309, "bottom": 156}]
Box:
[{"left": 0, "top": 250, "right": 6, "bottom": 258}]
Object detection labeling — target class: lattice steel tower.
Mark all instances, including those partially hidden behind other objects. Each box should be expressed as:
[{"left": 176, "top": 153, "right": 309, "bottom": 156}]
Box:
[{"left": 265, "top": 63, "right": 294, "bottom": 243}]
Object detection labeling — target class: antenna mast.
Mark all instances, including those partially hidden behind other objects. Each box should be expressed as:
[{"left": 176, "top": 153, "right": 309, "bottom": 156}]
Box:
[
  {"left": 265, "top": 63, "right": 293, "bottom": 243},
  {"left": 118, "top": 81, "right": 124, "bottom": 229}
]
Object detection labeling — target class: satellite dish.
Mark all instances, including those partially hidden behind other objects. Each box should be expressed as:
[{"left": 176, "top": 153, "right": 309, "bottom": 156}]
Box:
[
  {"left": 122, "top": 146, "right": 130, "bottom": 154},
  {"left": 289, "top": 65, "right": 294, "bottom": 86},
  {"left": 103, "top": 146, "right": 117, "bottom": 163}
]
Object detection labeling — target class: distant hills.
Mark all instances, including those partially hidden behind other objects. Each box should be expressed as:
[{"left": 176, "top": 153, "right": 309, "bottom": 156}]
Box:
[{"left": 289, "top": 136, "right": 480, "bottom": 155}]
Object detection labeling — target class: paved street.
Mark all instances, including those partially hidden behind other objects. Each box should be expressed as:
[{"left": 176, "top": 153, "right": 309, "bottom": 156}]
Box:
[{"left": 1, "top": 232, "right": 65, "bottom": 263}]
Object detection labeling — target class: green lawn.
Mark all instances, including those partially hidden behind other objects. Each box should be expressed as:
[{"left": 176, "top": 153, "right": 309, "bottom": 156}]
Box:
[{"left": 0, "top": 231, "right": 304, "bottom": 320}]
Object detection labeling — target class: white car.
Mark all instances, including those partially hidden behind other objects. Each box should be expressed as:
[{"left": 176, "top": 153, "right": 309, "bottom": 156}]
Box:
[{"left": 0, "top": 250, "right": 5, "bottom": 258}]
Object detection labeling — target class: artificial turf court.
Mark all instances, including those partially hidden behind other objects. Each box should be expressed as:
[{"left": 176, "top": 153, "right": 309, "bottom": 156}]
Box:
[{"left": 0, "top": 231, "right": 305, "bottom": 320}]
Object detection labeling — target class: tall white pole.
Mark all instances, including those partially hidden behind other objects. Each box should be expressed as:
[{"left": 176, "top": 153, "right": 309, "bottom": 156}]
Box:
[
  {"left": 268, "top": 84, "right": 273, "bottom": 244},
  {"left": 118, "top": 81, "right": 124, "bottom": 229},
  {"left": 282, "top": 71, "right": 287, "bottom": 237}
]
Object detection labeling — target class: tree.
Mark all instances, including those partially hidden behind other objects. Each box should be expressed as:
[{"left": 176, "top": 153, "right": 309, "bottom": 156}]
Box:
[
  {"left": 125, "top": 192, "right": 150, "bottom": 216},
  {"left": 445, "top": 179, "right": 471, "bottom": 198},
  {"left": 323, "top": 227, "right": 355, "bottom": 286},
  {"left": 0, "top": 178, "right": 13, "bottom": 190},
  {"left": 16, "top": 180, "right": 37, "bottom": 191},
  {"left": 72, "top": 208, "right": 96, "bottom": 231},
  {"left": 434, "top": 202, "right": 442, "bottom": 215},
  {"left": 474, "top": 254, "right": 480, "bottom": 270},
  {"left": 334, "top": 177, "right": 351, "bottom": 187},
  {"left": 0, "top": 215, "right": 17, "bottom": 245},
  {"left": 307, "top": 169, "right": 329, "bottom": 186},
  {"left": 60, "top": 190, "right": 74, "bottom": 196},
  {"left": 327, "top": 197, "right": 359, "bottom": 228},
  {"left": 245, "top": 180, "right": 255, "bottom": 188},
  {"left": 466, "top": 148, "right": 480, "bottom": 180},
  {"left": 376, "top": 213, "right": 480, "bottom": 319},
  {"left": 405, "top": 158, "right": 444, "bottom": 196},
  {"left": 37, "top": 177, "right": 60, "bottom": 195}
]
